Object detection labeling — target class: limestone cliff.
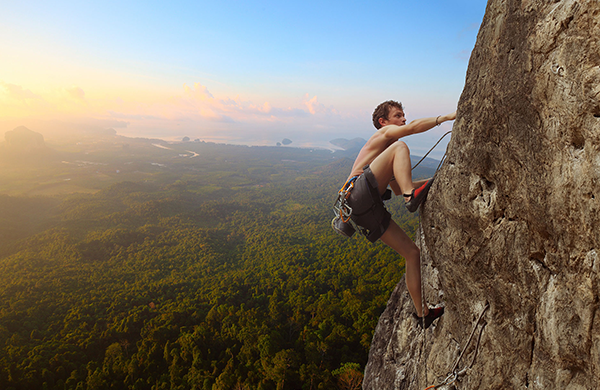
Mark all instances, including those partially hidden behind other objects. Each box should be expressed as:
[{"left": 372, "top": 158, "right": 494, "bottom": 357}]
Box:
[{"left": 364, "top": 0, "right": 600, "bottom": 389}]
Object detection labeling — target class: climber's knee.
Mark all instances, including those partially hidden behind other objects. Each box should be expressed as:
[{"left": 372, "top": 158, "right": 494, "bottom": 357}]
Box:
[
  {"left": 405, "top": 243, "right": 420, "bottom": 264},
  {"left": 393, "top": 140, "right": 410, "bottom": 155}
]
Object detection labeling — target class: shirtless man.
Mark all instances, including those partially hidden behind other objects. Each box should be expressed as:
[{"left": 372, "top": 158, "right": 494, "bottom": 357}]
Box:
[{"left": 339, "top": 100, "right": 456, "bottom": 329}]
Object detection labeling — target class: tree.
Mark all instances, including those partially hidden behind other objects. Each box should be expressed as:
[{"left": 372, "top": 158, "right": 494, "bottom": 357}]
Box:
[{"left": 332, "top": 363, "right": 362, "bottom": 390}]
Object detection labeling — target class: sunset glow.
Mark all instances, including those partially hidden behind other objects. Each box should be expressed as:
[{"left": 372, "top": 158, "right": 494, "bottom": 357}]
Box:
[{"left": 1, "top": 0, "right": 487, "bottom": 156}]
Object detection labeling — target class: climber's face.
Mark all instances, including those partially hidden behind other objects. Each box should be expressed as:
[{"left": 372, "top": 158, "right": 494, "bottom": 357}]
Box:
[{"left": 380, "top": 107, "right": 406, "bottom": 127}]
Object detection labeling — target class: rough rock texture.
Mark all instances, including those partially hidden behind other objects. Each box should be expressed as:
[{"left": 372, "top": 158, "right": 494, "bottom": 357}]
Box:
[{"left": 364, "top": 0, "right": 600, "bottom": 389}]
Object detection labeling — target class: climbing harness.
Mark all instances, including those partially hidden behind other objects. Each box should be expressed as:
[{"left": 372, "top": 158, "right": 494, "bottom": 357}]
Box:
[
  {"left": 334, "top": 176, "right": 358, "bottom": 223},
  {"left": 331, "top": 176, "right": 360, "bottom": 237},
  {"left": 332, "top": 130, "right": 453, "bottom": 239},
  {"left": 422, "top": 303, "right": 490, "bottom": 390}
]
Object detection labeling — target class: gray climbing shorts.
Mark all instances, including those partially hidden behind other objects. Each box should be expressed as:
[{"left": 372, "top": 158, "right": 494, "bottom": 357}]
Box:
[{"left": 346, "top": 166, "right": 391, "bottom": 243}]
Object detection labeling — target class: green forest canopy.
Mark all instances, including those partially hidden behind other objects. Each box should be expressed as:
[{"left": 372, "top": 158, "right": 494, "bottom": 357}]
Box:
[{"left": 0, "top": 132, "right": 431, "bottom": 390}]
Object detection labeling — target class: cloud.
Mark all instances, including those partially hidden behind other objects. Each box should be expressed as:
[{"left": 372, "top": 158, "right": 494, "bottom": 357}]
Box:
[
  {"left": 303, "top": 94, "right": 339, "bottom": 117},
  {"left": 183, "top": 82, "right": 214, "bottom": 101},
  {"left": 0, "top": 80, "right": 363, "bottom": 147},
  {"left": 259, "top": 101, "right": 271, "bottom": 114},
  {"left": 267, "top": 107, "right": 310, "bottom": 118},
  {"left": 0, "top": 81, "right": 55, "bottom": 118},
  {"left": 1, "top": 82, "right": 43, "bottom": 102},
  {"left": 108, "top": 111, "right": 162, "bottom": 121},
  {"left": 64, "top": 86, "right": 86, "bottom": 103},
  {"left": 0, "top": 82, "right": 91, "bottom": 119},
  {"left": 176, "top": 83, "right": 233, "bottom": 122},
  {"left": 304, "top": 94, "right": 322, "bottom": 115},
  {"left": 172, "top": 83, "right": 316, "bottom": 123}
]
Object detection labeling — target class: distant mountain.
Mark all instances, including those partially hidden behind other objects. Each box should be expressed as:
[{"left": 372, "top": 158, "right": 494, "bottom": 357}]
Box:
[
  {"left": 329, "top": 137, "right": 367, "bottom": 151},
  {"left": 409, "top": 155, "right": 442, "bottom": 170},
  {"left": 4, "top": 126, "right": 45, "bottom": 150},
  {"left": 1, "top": 126, "right": 58, "bottom": 163},
  {"left": 88, "top": 127, "right": 117, "bottom": 137}
]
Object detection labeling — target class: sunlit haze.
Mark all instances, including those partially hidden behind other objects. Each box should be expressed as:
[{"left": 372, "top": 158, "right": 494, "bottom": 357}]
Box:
[{"left": 0, "top": 0, "right": 487, "bottom": 158}]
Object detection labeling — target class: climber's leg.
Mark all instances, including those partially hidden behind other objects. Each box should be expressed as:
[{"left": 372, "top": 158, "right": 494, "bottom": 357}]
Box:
[
  {"left": 369, "top": 141, "right": 426, "bottom": 196},
  {"left": 379, "top": 220, "right": 428, "bottom": 317}
]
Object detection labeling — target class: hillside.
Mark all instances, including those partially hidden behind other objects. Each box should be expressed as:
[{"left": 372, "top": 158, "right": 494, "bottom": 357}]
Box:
[{"left": 0, "top": 134, "right": 436, "bottom": 390}]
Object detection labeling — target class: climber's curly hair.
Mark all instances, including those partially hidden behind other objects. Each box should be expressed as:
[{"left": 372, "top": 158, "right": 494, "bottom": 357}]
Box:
[{"left": 372, "top": 100, "right": 404, "bottom": 129}]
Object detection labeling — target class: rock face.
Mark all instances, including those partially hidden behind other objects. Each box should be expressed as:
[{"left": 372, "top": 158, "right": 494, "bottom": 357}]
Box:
[{"left": 364, "top": 1, "right": 600, "bottom": 389}]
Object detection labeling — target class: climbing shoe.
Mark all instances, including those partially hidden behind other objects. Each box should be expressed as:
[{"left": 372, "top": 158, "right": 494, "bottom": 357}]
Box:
[
  {"left": 404, "top": 177, "right": 435, "bottom": 213},
  {"left": 413, "top": 306, "right": 444, "bottom": 329}
]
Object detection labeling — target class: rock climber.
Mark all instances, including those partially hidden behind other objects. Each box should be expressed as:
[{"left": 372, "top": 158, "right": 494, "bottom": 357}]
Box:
[{"left": 334, "top": 100, "right": 456, "bottom": 329}]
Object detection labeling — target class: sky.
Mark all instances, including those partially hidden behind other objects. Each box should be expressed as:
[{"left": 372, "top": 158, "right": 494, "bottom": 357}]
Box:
[{"left": 0, "top": 0, "right": 488, "bottom": 158}]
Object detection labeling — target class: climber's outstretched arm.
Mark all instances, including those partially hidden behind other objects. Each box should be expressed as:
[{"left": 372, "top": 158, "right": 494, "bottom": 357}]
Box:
[{"left": 379, "top": 112, "right": 456, "bottom": 140}]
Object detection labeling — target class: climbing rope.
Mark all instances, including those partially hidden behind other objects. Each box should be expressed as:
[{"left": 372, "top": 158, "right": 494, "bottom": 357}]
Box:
[
  {"left": 411, "top": 130, "right": 492, "bottom": 390},
  {"left": 422, "top": 303, "right": 490, "bottom": 390},
  {"left": 411, "top": 131, "right": 452, "bottom": 171}
]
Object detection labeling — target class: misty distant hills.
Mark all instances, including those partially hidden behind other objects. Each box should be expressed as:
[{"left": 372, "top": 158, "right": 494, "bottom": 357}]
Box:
[
  {"left": 1, "top": 126, "right": 57, "bottom": 162},
  {"left": 4, "top": 126, "right": 45, "bottom": 149},
  {"left": 408, "top": 155, "right": 443, "bottom": 169},
  {"left": 329, "top": 137, "right": 366, "bottom": 151}
]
